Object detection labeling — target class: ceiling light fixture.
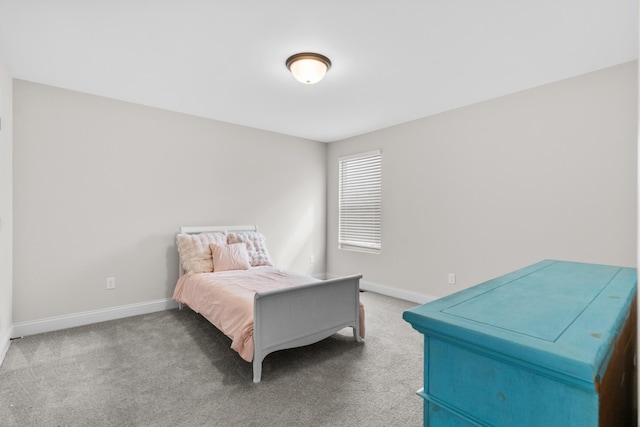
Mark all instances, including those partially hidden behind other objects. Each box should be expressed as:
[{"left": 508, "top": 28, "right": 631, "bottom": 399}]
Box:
[{"left": 285, "top": 52, "right": 332, "bottom": 84}]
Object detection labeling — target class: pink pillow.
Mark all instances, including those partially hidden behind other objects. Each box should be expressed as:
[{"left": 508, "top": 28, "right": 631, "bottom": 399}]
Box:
[{"left": 210, "top": 243, "right": 251, "bottom": 272}]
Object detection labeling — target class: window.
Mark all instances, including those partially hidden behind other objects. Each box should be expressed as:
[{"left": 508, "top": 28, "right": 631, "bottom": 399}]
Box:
[{"left": 338, "top": 150, "right": 382, "bottom": 253}]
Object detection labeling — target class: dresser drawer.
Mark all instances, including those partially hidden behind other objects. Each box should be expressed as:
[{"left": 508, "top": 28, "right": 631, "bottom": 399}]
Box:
[
  {"left": 427, "top": 337, "right": 596, "bottom": 426},
  {"left": 423, "top": 399, "right": 476, "bottom": 427}
]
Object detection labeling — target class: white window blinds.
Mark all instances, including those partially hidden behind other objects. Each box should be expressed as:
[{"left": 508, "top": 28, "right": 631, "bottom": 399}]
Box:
[{"left": 338, "top": 150, "right": 382, "bottom": 253}]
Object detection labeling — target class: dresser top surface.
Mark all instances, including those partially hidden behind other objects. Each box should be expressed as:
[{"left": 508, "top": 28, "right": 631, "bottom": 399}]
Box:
[{"left": 403, "top": 260, "right": 637, "bottom": 384}]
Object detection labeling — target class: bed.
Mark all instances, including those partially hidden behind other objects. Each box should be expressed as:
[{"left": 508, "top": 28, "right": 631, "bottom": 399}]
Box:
[{"left": 172, "top": 225, "right": 364, "bottom": 383}]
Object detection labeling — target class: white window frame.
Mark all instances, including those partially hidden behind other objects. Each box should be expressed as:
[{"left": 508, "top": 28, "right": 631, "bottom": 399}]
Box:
[{"left": 338, "top": 150, "right": 382, "bottom": 254}]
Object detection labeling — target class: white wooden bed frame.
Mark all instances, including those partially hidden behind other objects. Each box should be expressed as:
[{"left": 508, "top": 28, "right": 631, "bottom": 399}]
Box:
[{"left": 178, "top": 225, "right": 363, "bottom": 383}]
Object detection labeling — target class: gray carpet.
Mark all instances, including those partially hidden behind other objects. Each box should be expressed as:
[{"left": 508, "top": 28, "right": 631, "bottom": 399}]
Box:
[{"left": 0, "top": 291, "right": 424, "bottom": 426}]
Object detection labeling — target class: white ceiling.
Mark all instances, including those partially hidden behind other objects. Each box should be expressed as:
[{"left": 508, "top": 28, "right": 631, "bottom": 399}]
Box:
[{"left": 0, "top": 1, "right": 637, "bottom": 142}]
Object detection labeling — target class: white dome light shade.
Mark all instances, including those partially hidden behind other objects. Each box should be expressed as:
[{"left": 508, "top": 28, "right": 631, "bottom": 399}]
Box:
[
  {"left": 289, "top": 58, "right": 327, "bottom": 84},
  {"left": 286, "top": 52, "right": 332, "bottom": 84}
]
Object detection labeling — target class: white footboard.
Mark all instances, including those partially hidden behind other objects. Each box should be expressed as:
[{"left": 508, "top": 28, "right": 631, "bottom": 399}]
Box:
[{"left": 252, "top": 274, "right": 363, "bottom": 383}]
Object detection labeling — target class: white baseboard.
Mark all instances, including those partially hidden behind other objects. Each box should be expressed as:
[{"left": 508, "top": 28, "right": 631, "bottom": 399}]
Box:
[
  {"left": 0, "top": 325, "right": 13, "bottom": 367},
  {"left": 7, "top": 279, "right": 429, "bottom": 347},
  {"left": 321, "top": 273, "right": 436, "bottom": 305},
  {"left": 12, "top": 298, "right": 179, "bottom": 338}
]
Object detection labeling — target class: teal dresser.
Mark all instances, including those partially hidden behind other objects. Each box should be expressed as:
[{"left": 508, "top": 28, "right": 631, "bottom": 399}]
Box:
[{"left": 403, "top": 260, "right": 637, "bottom": 426}]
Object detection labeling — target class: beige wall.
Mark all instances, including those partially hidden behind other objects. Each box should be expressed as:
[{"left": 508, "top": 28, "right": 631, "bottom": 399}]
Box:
[
  {"left": 327, "top": 61, "right": 638, "bottom": 301},
  {"left": 13, "top": 80, "right": 327, "bottom": 323},
  {"left": 10, "top": 61, "right": 639, "bottom": 323},
  {"left": 0, "top": 51, "right": 13, "bottom": 353}
]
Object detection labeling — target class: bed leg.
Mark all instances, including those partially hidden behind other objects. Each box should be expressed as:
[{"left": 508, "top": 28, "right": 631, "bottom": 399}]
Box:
[
  {"left": 353, "top": 326, "right": 364, "bottom": 343},
  {"left": 253, "top": 358, "right": 262, "bottom": 383},
  {"left": 178, "top": 302, "right": 183, "bottom": 310}
]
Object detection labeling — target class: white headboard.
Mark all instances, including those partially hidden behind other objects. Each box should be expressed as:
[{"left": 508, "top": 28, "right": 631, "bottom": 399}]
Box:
[{"left": 179, "top": 225, "right": 257, "bottom": 234}]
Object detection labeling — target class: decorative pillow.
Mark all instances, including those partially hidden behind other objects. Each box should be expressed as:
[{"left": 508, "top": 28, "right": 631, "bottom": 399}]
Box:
[
  {"left": 176, "top": 232, "right": 227, "bottom": 273},
  {"left": 210, "top": 243, "right": 251, "bottom": 272},
  {"left": 227, "top": 231, "right": 273, "bottom": 267}
]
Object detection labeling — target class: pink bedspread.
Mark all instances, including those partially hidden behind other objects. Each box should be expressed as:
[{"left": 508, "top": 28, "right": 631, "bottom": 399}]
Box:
[{"left": 173, "top": 266, "right": 365, "bottom": 362}]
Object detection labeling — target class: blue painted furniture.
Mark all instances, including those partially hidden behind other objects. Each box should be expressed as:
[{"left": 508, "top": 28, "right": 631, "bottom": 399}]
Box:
[{"left": 403, "top": 260, "right": 637, "bottom": 426}]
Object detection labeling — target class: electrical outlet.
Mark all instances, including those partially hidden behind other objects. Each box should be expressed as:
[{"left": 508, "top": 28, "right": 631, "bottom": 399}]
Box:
[
  {"left": 448, "top": 273, "right": 456, "bottom": 285},
  {"left": 309, "top": 255, "right": 315, "bottom": 264},
  {"left": 106, "top": 277, "right": 116, "bottom": 290}
]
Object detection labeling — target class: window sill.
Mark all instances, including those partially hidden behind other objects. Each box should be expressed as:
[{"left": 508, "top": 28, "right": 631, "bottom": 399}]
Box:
[{"left": 339, "top": 244, "right": 381, "bottom": 255}]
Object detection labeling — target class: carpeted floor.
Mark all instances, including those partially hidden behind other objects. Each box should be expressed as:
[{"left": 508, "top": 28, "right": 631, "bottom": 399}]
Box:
[{"left": 0, "top": 291, "right": 423, "bottom": 426}]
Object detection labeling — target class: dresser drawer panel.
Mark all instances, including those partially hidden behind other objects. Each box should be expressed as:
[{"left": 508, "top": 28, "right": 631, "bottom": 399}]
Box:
[
  {"left": 427, "top": 338, "right": 598, "bottom": 427},
  {"left": 425, "top": 401, "right": 477, "bottom": 427}
]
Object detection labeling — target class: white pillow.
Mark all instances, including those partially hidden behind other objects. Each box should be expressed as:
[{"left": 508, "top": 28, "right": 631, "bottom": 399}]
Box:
[
  {"left": 210, "top": 243, "right": 251, "bottom": 272},
  {"left": 227, "top": 231, "right": 273, "bottom": 267},
  {"left": 176, "top": 232, "right": 227, "bottom": 273}
]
